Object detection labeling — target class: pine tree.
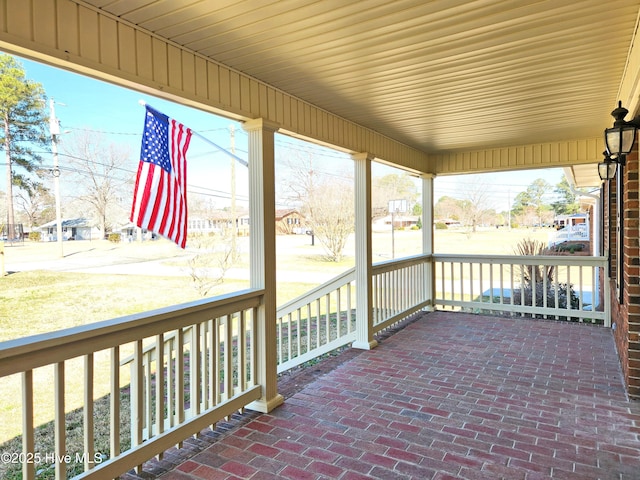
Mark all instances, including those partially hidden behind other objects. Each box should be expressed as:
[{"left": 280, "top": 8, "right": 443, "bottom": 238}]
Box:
[{"left": 0, "top": 54, "right": 48, "bottom": 239}]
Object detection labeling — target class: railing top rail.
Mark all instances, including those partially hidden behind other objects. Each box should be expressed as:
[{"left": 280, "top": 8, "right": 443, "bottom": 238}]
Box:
[
  {"left": 372, "top": 253, "right": 432, "bottom": 274},
  {"left": 433, "top": 253, "right": 607, "bottom": 266},
  {"left": 0, "top": 288, "right": 264, "bottom": 377},
  {"left": 277, "top": 268, "right": 356, "bottom": 317},
  {"left": 276, "top": 254, "right": 432, "bottom": 318}
]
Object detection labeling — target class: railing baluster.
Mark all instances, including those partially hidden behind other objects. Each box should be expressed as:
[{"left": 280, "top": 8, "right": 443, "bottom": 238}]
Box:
[
  {"left": 567, "top": 266, "right": 572, "bottom": 317},
  {"left": 144, "top": 350, "right": 152, "bottom": 439},
  {"left": 543, "top": 261, "right": 548, "bottom": 319},
  {"left": 469, "top": 262, "right": 473, "bottom": 304},
  {"left": 276, "top": 314, "right": 282, "bottom": 364},
  {"left": 132, "top": 339, "right": 143, "bottom": 451},
  {"left": 479, "top": 261, "right": 484, "bottom": 304},
  {"left": 214, "top": 318, "right": 221, "bottom": 404},
  {"left": 287, "top": 312, "right": 292, "bottom": 362},
  {"left": 499, "top": 263, "right": 504, "bottom": 305},
  {"left": 295, "top": 308, "right": 301, "bottom": 359},
  {"left": 459, "top": 262, "right": 464, "bottom": 304},
  {"left": 190, "top": 322, "right": 201, "bottom": 420},
  {"left": 489, "top": 263, "right": 494, "bottom": 305},
  {"left": 22, "top": 370, "right": 34, "bottom": 480},
  {"left": 201, "top": 324, "right": 209, "bottom": 412},
  {"left": 176, "top": 328, "right": 185, "bottom": 448},
  {"left": 337, "top": 287, "right": 343, "bottom": 337},
  {"left": 225, "top": 315, "right": 233, "bottom": 402},
  {"left": 156, "top": 333, "right": 165, "bottom": 441},
  {"left": 239, "top": 310, "right": 247, "bottom": 392},
  {"left": 316, "top": 298, "right": 321, "bottom": 347},
  {"left": 110, "top": 346, "right": 120, "bottom": 458},
  {"left": 167, "top": 336, "right": 175, "bottom": 429},
  {"left": 55, "top": 362, "right": 65, "bottom": 479},
  {"left": 579, "top": 265, "right": 584, "bottom": 316},
  {"left": 450, "top": 261, "right": 454, "bottom": 307},
  {"left": 325, "top": 294, "right": 331, "bottom": 342},
  {"left": 251, "top": 307, "right": 258, "bottom": 385},
  {"left": 347, "top": 283, "right": 353, "bottom": 333},
  {"left": 84, "top": 353, "right": 95, "bottom": 470}
]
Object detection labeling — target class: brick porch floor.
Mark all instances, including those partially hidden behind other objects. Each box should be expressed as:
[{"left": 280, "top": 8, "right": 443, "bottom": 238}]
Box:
[{"left": 129, "top": 311, "right": 640, "bottom": 480}]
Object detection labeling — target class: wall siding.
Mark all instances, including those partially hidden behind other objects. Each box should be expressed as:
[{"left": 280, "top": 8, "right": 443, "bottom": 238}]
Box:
[{"left": 433, "top": 138, "right": 604, "bottom": 176}]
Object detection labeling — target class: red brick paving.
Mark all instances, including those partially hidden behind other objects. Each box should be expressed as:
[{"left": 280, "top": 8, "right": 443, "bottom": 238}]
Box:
[{"left": 125, "top": 312, "right": 640, "bottom": 479}]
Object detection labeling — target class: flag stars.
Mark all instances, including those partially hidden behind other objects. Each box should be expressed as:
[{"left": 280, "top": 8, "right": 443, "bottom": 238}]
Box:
[{"left": 142, "top": 112, "right": 172, "bottom": 172}]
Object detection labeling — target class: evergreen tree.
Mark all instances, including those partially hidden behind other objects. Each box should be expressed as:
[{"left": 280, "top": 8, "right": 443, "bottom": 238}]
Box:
[
  {"left": 552, "top": 175, "right": 580, "bottom": 215},
  {"left": 0, "top": 54, "right": 48, "bottom": 237}
]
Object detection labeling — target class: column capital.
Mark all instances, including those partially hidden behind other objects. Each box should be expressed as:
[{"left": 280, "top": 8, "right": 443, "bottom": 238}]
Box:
[
  {"left": 351, "top": 152, "right": 375, "bottom": 162},
  {"left": 242, "top": 118, "right": 280, "bottom": 133}
]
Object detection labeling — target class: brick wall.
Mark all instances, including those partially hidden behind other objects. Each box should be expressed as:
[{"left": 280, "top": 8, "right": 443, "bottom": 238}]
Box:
[
  {"left": 609, "top": 146, "right": 640, "bottom": 399},
  {"left": 624, "top": 149, "right": 640, "bottom": 398}
]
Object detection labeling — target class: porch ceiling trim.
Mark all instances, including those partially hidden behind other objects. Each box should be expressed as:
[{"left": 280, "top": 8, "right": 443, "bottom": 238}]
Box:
[
  {"left": 0, "top": 0, "right": 432, "bottom": 173},
  {"left": 431, "top": 137, "right": 604, "bottom": 176}
]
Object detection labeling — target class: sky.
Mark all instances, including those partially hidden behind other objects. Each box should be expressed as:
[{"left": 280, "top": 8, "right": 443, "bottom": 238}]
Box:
[{"left": 4, "top": 54, "right": 567, "bottom": 214}]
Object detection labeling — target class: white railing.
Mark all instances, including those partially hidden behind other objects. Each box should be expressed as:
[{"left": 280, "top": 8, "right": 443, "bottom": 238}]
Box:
[
  {"left": 549, "top": 225, "right": 590, "bottom": 247},
  {"left": 0, "top": 289, "right": 264, "bottom": 480},
  {"left": 433, "top": 254, "right": 610, "bottom": 326},
  {"left": 0, "top": 253, "right": 612, "bottom": 479},
  {"left": 275, "top": 255, "right": 433, "bottom": 372},
  {"left": 372, "top": 254, "right": 432, "bottom": 332},
  {"left": 276, "top": 269, "right": 357, "bottom": 373}
]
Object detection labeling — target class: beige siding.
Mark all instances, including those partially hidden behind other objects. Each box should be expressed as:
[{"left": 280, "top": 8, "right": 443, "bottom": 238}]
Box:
[
  {"left": 0, "top": 0, "right": 431, "bottom": 173},
  {"left": 433, "top": 138, "right": 605, "bottom": 176}
]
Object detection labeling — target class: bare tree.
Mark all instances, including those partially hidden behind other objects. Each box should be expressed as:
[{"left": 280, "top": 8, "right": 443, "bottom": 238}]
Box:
[
  {"left": 61, "top": 130, "right": 132, "bottom": 238},
  {"left": 15, "top": 182, "right": 54, "bottom": 228},
  {"left": 460, "top": 180, "right": 494, "bottom": 233},
  {"left": 278, "top": 147, "right": 354, "bottom": 262},
  {"left": 186, "top": 232, "right": 235, "bottom": 296}
]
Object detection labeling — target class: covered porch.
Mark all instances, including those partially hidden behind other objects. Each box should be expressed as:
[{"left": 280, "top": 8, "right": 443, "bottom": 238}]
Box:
[
  {"left": 128, "top": 311, "right": 640, "bottom": 480},
  {"left": 1, "top": 1, "right": 640, "bottom": 479}
]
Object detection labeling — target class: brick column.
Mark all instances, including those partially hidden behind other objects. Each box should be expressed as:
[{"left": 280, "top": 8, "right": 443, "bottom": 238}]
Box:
[{"left": 623, "top": 148, "right": 640, "bottom": 398}]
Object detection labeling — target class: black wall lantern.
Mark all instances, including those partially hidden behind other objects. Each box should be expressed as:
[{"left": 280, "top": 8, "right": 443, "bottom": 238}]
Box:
[
  {"left": 602, "top": 100, "right": 640, "bottom": 303},
  {"left": 605, "top": 101, "right": 640, "bottom": 157},
  {"left": 598, "top": 152, "right": 618, "bottom": 181}
]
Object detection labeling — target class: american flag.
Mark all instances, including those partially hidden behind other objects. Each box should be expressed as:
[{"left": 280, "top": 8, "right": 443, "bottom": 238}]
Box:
[{"left": 130, "top": 106, "right": 192, "bottom": 248}]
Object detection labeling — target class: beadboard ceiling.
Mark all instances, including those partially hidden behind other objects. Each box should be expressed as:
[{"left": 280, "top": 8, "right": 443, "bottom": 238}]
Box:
[{"left": 79, "top": 0, "right": 640, "bottom": 182}]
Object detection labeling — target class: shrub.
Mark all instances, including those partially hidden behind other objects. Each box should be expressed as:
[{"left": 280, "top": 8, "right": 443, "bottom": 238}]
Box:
[
  {"left": 555, "top": 243, "right": 585, "bottom": 254},
  {"left": 107, "top": 233, "right": 121, "bottom": 243},
  {"left": 512, "top": 237, "right": 580, "bottom": 320},
  {"left": 435, "top": 222, "right": 448, "bottom": 230},
  {"left": 28, "top": 231, "right": 41, "bottom": 242}
]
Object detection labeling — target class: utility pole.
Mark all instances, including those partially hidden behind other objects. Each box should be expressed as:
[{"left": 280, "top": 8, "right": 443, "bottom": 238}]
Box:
[
  {"left": 507, "top": 189, "right": 512, "bottom": 230},
  {"left": 49, "top": 98, "right": 63, "bottom": 258}
]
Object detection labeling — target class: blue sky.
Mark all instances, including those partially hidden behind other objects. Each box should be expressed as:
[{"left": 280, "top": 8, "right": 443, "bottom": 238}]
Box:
[{"left": 8, "top": 54, "right": 566, "bottom": 213}]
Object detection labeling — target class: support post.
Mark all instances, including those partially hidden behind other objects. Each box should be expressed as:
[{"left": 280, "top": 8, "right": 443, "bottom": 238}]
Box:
[
  {"left": 422, "top": 174, "right": 435, "bottom": 309},
  {"left": 352, "top": 152, "right": 377, "bottom": 350},
  {"left": 243, "top": 118, "right": 284, "bottom": 413}
]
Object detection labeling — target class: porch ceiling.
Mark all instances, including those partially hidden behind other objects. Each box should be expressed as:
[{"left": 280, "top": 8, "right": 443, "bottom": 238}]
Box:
[{"left": 76, "top": 1, "right": 640, "bottom": 185}]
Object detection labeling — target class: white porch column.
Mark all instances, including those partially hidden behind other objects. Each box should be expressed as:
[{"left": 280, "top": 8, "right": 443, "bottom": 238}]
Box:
[
  {"left": 242, "top": 118, "right": 284, "bottom": 413},
  {"left": 422, "top": 174, "right": 436, "bottom": 309},
  {"left": 352, "top": 152, "right": 378, "bottom": 350}
]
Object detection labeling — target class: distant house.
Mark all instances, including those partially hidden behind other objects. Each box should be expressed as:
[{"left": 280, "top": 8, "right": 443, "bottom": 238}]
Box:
[
  {"left": 372, "top": 214, "right": 419, "bottom": 232},
  {"left": 276, "top": 209, "right": 307, "bottom": 235},
  {"left": 38, "top": 218, "right": 100, "bottom": 241}
]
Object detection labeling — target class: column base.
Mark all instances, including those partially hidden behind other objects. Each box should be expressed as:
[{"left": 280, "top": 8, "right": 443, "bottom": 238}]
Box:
[
  {"left": 351, "top": 339, "right": 378, "bottom": 350},
  {"left": 246, "top": 393, "right": 284, "bottom": 413}
]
